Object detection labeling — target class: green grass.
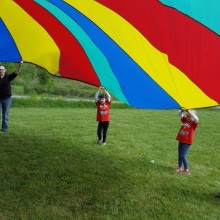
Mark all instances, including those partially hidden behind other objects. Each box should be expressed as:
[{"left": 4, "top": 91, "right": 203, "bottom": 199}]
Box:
[{"left": 0, "top": 107, "right": 220, "bottom": 219}]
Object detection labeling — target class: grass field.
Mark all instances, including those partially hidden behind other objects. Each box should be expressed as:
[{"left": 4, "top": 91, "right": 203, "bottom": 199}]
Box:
[{"left": 0, "top": 106, "right": 220, "bottom": 219}]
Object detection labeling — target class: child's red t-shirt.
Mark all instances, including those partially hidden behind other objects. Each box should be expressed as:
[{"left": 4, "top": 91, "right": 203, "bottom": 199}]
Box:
[
  {"left": 176, "top": 117, "right": 198, "bottom": 144},
  {"left": 96, "top": 101, "right": 111, "bottom": 122}
]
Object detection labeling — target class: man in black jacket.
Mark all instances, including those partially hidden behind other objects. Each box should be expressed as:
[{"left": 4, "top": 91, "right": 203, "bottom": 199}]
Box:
[{"left": 0, "top": 62, "right": 23, "bottom": 132}]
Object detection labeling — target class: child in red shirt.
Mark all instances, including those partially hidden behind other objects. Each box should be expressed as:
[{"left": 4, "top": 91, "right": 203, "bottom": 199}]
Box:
[
  {"left": 95, "top": 86, "right": 111, "bottom": 145},
  {"left": 176, "top": 108, "right": 199, "bottom": 175}
]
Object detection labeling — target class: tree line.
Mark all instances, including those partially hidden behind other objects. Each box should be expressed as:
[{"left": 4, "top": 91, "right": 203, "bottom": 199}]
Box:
[{"left": 0, "top": 62, "right": 96, "bottom": 98}]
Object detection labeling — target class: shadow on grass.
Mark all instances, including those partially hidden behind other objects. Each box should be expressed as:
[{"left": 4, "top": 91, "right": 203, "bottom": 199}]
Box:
[{"left": 0, "top": 131, "right": 138, "bottom": 218}]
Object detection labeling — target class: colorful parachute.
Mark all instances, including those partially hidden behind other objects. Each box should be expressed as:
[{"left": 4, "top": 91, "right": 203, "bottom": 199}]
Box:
[{"left": 1, "top": 0, "right": 220, "bottom": 109}]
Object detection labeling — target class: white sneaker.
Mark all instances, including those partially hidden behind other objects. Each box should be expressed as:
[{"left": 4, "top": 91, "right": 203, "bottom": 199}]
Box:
[
  {"left": 97, "top": 140, "right": 102, "bottom": 144},
  {"left": 102, "top": 142, "right": 106, "bottom": 146}
]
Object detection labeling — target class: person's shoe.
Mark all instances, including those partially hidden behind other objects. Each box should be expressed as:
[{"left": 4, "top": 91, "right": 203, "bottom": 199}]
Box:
[
  {"left": 2, "top": 129, "right": 7, "bottom": 132},
  {"left": 97, "top": 140, "right": 102, "bottom": 144},
  {"left": 176, "top": 167, "right": 183, "bottom": 172},
  {"left": 181, "top": 169, "right": 190, "bottom": 175},
  {"left": 102, "top": 142, "right": 106, "bottom": 146}
]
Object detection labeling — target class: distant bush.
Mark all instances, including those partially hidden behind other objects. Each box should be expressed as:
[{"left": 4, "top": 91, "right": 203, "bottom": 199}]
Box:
[
  {"left": 23, "top": 85, "right": 95, "bottom": 98},
  {"left": 12, "top": 96, "right": 132, "bottom": 109},
  {"left": 2, "top": 62, "right": 121, "bottom": 103}
]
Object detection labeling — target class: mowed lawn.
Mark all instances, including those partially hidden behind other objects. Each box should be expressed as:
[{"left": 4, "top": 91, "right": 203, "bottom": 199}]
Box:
[{"left": 0, "top": 107, "right": 220, "bottom": 219}]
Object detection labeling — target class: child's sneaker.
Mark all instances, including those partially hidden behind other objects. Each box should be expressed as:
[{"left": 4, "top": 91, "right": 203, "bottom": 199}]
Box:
[
  {"left": 176, "top": 167, "right": 183, "bottom": 172},
  {"left": 97, "top": 140, "right": 102, "bottom": 144},
  {"left": 102, "top": 142, "right": 106, "bottom": 146},
  {"left": 181, "top": 169, "right": 190, "bottom": 175}
]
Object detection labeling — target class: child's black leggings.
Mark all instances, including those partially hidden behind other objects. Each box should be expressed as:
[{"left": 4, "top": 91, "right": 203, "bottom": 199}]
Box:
[{"left": 97, "top": 121, "right": 110, "bottom": 143}]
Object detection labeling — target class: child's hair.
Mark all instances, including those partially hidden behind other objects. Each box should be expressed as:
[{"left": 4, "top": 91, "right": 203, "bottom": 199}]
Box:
[{"left": 99, "top": 94, "right": 106, "bottom": 99}]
